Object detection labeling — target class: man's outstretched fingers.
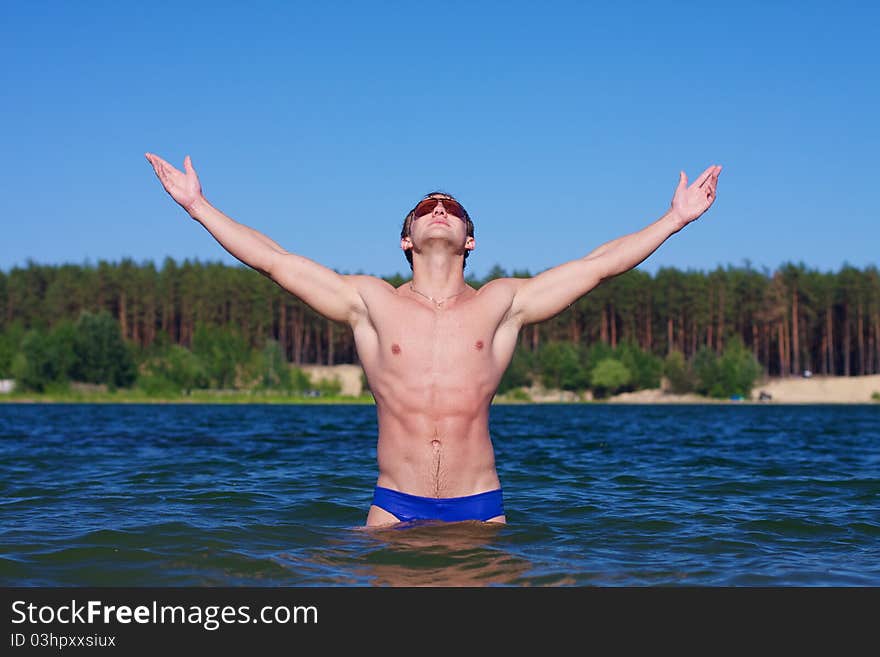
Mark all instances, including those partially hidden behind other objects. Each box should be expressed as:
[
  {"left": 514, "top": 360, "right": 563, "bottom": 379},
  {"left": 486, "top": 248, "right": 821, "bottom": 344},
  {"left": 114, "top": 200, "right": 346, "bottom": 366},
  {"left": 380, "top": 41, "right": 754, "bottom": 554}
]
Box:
[{"left": 697, "top": 165, "right": 715, "bottom": 188}]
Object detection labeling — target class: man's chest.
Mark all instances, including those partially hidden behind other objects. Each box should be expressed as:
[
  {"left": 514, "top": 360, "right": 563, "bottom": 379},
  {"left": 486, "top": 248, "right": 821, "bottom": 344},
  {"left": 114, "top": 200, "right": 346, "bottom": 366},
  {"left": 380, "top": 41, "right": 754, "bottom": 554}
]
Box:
[
  {"left": 356, "top": 288, "right": 517, "bottom": 367},
  {"left": 374, "top": 303, "right": 497, "bottom": 363}
]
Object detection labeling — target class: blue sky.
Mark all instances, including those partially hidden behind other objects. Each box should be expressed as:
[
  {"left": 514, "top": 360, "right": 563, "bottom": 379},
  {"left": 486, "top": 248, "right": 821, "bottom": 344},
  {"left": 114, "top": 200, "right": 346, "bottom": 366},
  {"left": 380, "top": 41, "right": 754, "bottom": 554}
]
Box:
[{"left": 2, "top": 1, "right": 877, "bottom": 280}]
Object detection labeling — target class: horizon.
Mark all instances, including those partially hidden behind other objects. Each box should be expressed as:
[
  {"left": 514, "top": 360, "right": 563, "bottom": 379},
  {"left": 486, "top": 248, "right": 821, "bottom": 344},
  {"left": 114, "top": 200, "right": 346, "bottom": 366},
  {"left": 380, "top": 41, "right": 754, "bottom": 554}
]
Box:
[{"left": 2, "top": 255, "right": 875, "bottom": 281}]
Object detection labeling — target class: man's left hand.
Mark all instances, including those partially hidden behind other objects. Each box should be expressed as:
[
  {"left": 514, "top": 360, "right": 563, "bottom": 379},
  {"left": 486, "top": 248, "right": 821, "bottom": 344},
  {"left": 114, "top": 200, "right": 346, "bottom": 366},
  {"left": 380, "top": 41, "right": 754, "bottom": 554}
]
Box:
[{"left": 669, "top": 164, "right": 723, "bottom": 228}]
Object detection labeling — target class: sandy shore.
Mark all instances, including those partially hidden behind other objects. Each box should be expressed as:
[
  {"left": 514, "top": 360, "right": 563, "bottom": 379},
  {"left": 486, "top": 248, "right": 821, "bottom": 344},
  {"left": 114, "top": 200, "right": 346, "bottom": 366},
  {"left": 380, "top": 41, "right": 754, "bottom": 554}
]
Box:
[
  {"left": 748, "top": 374, "right": 880, "bottom": 403},
  {"left": 296, "top": 365, "right": 880, "bottom": 404},
  {"left": 14, "top": 366, "right": 867, "bottom": 404},
  {"left": 608, "top": 375, "right": 880, "bottom": 404},
  {"left": 299, "top": 364, "right": 366, "bottom": 397},
  {"left": 2, "top": 367, "right": 877, "bottom": 404}
]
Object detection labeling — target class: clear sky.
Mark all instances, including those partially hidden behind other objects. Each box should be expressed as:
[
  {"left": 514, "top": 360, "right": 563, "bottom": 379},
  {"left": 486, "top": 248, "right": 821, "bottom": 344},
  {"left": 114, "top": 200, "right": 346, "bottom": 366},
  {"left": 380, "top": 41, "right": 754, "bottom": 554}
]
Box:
[{"left": 2, "top": 1, "right": 877, "bottom": 280}]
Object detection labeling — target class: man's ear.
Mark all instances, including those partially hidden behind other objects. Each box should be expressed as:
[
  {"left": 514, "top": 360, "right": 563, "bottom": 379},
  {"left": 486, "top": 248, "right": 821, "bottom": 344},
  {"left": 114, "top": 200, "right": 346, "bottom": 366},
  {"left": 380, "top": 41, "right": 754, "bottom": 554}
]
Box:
[
  {"left": 401, "top": 236, "right": 413, "bottom": 250},
  {"left": 465, "top": 236, "right": 475, "bottom": 251}
]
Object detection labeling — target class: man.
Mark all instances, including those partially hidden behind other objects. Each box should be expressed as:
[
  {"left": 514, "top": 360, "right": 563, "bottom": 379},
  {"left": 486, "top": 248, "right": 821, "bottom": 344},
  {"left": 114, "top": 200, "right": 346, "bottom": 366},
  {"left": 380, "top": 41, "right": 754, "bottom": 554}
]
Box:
[{"left": 145, "top": 152, "right": 722, "bottom": 526}]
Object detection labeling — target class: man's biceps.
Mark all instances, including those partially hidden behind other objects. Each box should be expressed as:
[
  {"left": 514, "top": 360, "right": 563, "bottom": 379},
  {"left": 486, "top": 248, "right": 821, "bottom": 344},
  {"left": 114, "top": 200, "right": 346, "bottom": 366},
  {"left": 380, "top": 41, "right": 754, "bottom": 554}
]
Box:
[{"left": 509, "top": 280, "right": 543, "bottom": 322}]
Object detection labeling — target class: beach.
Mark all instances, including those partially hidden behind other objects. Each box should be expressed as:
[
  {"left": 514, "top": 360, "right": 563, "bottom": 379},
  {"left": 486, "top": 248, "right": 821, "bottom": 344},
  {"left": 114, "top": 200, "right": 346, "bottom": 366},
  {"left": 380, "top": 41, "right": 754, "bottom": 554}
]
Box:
[
  {"left": 605, "top": 374, "right": 880, "bottom": 404},
  {"left": 1, "top": 368, "right": 878, "bottom": 404},
  {"left": 745, "top": 374, "right": 880, "bottom": 404},
  {"left": 300, "top": 366, "right": 880, "bottom": 404}
]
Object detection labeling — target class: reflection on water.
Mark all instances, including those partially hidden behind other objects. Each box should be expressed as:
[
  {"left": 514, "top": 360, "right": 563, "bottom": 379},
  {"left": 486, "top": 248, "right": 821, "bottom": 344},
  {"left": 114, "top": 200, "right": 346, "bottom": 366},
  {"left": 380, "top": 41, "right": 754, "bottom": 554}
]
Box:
[
  {"left": 277, "top": 521, "right": 534, "bottom": 587},
  {"left": 357, "top": 521, "right": 533, "bottom": 586}
]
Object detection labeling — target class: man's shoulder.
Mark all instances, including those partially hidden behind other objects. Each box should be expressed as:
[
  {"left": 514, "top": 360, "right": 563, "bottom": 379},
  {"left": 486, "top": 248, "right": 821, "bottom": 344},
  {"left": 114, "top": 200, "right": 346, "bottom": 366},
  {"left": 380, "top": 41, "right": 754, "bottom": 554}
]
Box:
[
  {"left": 474, "top": 277, "right": 531, "bottom": 328},
  {"left": 475, "top": 276, "right": 528, "bottom": 297},
  {"left": 341, "top": 275, "right": 401, "bottom": 315},
  {"left": 341, "top": 274, "right": 397, "bottom": 293},
  {"left": 336, "top": 275, "right": 398, "bottom": 329}
]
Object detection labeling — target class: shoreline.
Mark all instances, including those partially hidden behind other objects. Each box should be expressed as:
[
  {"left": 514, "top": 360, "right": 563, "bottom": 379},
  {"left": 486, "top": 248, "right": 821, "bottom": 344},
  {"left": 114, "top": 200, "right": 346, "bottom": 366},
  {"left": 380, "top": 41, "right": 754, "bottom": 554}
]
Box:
[
  {"left": 2, "top": 399, "right": 876, "bottom": 405},
  {"left": 0, "top": 393, "right": 377, "bottom": 405},
  {"left": 1, "top": 373, "right": 878, "bottom": 406}
]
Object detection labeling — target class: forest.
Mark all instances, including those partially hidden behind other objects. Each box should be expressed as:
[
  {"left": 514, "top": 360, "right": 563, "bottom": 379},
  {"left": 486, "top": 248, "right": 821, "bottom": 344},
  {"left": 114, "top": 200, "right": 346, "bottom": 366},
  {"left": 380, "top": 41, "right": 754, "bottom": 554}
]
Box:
[{"left": 1, "top": 258, "right": 878, "bottom": 399}]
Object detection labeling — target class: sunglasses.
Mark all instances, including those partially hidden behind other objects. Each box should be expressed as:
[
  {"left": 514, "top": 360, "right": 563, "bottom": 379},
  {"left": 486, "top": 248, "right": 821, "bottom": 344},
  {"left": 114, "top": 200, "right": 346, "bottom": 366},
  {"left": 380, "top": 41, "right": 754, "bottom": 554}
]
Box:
[{"left": 411, "top": 197, "right": 468, "bottom": 221}]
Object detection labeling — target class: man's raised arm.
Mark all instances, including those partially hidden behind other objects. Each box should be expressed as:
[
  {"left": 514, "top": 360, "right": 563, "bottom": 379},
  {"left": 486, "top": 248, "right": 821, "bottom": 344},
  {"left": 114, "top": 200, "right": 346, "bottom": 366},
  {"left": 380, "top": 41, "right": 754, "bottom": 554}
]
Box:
[
  {"left": 145, "top": 153, "right": 366, "bottom": 325},
  {"left": 506, "top": 165, "right": 723, "bottom": 326}
]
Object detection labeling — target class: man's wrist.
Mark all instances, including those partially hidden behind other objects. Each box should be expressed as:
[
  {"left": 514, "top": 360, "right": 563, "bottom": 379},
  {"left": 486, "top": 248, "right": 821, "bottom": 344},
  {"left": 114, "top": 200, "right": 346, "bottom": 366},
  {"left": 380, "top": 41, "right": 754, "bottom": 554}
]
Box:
[
  {"left": 186, "top": 196, "right": 211, "bottom": 221},
  {"left": 664, "top": 207, "right": 688, "bottom": 233}
]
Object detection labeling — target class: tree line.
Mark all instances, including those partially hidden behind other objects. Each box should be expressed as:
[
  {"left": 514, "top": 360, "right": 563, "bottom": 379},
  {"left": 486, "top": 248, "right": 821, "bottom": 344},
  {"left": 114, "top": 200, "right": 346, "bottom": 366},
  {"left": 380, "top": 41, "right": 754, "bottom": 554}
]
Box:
[{"left": 0, "top": 258, "right": 878, "bottom": 393}]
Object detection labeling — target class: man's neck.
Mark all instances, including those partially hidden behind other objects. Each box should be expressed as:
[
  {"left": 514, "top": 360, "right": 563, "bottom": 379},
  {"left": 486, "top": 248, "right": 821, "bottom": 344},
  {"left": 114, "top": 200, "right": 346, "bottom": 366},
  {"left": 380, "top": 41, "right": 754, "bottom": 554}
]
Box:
[{"left": 410, "top": 251, "right": 468, "bottom": 300}]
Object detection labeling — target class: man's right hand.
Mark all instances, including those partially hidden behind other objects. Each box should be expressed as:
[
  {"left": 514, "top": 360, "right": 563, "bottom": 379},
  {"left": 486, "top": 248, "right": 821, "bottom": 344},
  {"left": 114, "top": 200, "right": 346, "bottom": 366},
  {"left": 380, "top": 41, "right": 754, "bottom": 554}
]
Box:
[{"left": 145, "top": 152, "right": 203, "bottom": 215}]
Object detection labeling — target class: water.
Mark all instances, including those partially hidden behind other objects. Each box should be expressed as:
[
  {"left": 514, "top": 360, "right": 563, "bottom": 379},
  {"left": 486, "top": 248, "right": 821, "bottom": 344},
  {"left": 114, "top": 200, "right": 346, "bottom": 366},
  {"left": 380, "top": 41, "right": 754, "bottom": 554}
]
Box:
[{"left": 1, "top": 403, "right": 878, "bottom": 586}]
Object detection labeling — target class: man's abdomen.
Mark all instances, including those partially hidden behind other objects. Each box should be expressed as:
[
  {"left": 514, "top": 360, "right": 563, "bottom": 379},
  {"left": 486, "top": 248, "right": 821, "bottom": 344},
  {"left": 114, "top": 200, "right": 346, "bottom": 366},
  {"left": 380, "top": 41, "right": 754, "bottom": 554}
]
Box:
[{"left": 374, "top": 410, "right": 500, "bottom": 498}]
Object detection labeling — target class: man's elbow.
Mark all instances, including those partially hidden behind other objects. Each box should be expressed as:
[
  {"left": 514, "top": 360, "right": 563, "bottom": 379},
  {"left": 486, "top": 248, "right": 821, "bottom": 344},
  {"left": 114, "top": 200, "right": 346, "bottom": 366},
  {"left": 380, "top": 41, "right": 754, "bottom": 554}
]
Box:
[
  {"left": 573, "top": 256, "right": 608, "bottom": 290},
  {"left": 261, "top": 250, "right": 288, "bottom": 281}
]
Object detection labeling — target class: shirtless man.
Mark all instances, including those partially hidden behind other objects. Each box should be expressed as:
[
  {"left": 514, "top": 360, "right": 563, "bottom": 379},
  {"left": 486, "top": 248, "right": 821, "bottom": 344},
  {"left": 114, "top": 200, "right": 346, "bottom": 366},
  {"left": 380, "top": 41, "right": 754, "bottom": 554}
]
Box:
[{"left": 145, "top": 152, "right": 722, "bottom": 526}]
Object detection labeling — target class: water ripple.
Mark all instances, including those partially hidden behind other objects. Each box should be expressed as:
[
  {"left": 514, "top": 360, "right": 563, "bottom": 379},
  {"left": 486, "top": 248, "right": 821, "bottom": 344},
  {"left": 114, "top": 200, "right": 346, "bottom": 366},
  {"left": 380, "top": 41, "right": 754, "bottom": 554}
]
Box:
[{"left": 1, "top": 403, "right": 878, "bottom": 585}]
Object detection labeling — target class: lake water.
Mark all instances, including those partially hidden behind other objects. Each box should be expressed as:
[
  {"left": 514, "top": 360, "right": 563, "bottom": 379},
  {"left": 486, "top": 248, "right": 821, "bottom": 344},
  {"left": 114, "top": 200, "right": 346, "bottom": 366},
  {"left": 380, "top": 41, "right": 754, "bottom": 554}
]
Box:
[{"left": 1, "top": 403, "right": 878, "bottom": 586}]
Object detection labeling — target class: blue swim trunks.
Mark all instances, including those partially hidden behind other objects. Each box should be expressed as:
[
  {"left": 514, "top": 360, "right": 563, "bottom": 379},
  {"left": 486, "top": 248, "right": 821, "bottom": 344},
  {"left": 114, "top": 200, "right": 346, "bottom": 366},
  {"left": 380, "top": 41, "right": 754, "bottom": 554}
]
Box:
[{"left": 372, "top": 486, "right": 504, "bottom": 523}]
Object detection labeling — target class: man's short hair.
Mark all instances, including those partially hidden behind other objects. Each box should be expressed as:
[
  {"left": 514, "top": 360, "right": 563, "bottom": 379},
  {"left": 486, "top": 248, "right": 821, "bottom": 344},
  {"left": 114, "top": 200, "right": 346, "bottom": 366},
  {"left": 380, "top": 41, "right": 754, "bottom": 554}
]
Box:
[{"left": 400, "top": 191, "right": 475, "bottom": 271}]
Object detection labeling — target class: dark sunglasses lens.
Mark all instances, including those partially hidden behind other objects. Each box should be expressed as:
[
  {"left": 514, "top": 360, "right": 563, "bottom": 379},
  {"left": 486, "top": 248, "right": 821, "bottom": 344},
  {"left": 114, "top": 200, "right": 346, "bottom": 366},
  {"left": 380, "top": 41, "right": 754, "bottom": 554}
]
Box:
[
  {"left": 443, "top": 200, "right": 465, "bottom": 218},
  {"left": 414, "top": 200, "right": 436, "bottom": 216},
  {"left": 414, "top": 198, "right": 465, "bottom": 219}
]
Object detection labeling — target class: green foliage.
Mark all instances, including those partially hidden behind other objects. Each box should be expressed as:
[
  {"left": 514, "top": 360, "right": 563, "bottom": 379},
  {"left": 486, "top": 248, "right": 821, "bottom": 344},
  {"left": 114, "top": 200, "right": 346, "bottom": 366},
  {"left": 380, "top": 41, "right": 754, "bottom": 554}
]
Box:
[
  {"left": 137, "top": 337, "right": 317, "bottom": 397},
  {"left": 290, "top": 367, "right": 312, "bottom": 392},
  {"left": 136, "top": 371, "right": 180, "bottom": 396},
  {"left": 498, "top": 346, "right": 534, "bottom": 394},
  {"left": 287, "top": 367, "right": 312, "bottom": 393},
  {"left": 692, "top": 347, "right": 719, "bottom": 396},
  {"left": 664, "top": 350, "right": 696, "bottom": 394},
  {"left": 310, "top": 375, "right": 342, "bottom": 396},
  {"left": 693, "top": 336, "right": 761, "bottom": 398},
  {"left": 583, "top": 342, "right": 616, "bottom": 369},
  {"left": 0, "top": 322, "right": 25, "bottom": 378},
  {"left": 717, "top": 337, "right": 762, "bottom": 398},
  {"left": 515, "top": 340, "right": 664, "bottom": 396},
  {"left": 502, "top": 388, "right": 532, "bottom": 401},
  {"left": 138, "top": 344, "right": 208, "bottom": 395},
  {"left": 537, "top": 342, "right": 590, "bottom": 391},
  {"left": 192, "top": 324, "right": 249, "bottom": 389},
  {"left": 50, "top": 320, "right": 80, "bottom": 381},
  {"left": 13, "top": 330, "right": 62, "bottom": 392},
  {"left": 72, "top": 311, "right": 137, "bottom": 389},
  {"left": 615, "top": 340, "right": 663, "bottom": 389},
  {"left": 12, "top": 322, "right": 82, "bottom": 391},
  {"left": 4, "top": 259, "right": 879, "bottom": 398},
  {"left": 145, "top": 329, "right": 172, "bottom": 359},
  {"left": 590, "top": 358, "right": 632, "bottom": 398},
  {"left": 250, "top": 339, "right": 293, "bottom": 390},
  {"left": 484, "top": 264, "right": 508, "bottom": 281}
]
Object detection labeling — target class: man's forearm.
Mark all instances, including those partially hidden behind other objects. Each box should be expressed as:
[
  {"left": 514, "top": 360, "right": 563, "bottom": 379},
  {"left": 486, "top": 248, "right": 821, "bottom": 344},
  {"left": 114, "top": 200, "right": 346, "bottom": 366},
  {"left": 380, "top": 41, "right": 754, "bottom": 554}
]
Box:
[
  {"left": 584, "top": 209, "right": 684, "bottom": 280},
  {"left": 188, "top": 197, "right": 286, "bottom": 274}
]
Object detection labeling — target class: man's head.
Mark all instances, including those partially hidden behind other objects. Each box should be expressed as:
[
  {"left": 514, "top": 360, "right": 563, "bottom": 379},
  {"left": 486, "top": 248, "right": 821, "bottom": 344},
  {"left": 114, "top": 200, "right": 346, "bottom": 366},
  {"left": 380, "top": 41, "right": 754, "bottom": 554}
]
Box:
[{"left": 400, "top": 191, "right": 475, "bottom": 271}]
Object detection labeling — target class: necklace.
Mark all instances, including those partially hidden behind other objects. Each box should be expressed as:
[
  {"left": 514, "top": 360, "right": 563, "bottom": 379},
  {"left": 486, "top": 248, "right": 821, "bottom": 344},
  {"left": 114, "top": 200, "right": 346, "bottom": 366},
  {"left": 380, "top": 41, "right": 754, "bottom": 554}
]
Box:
[{"left": 409, "top": 282, "right": 469, "bottom": 306}]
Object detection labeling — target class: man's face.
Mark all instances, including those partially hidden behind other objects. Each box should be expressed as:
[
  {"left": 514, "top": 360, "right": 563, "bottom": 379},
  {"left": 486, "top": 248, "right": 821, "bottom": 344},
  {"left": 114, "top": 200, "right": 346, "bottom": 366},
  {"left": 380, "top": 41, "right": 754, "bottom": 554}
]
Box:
[{"left": 401, "top": 194, "right": 475, "bottom": 255}]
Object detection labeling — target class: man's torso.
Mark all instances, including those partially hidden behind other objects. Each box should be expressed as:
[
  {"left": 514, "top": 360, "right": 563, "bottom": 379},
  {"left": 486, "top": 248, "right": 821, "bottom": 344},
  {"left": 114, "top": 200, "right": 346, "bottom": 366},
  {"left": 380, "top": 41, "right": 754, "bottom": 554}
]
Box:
[{"left": 348, "top": 276, "right": 522, "bottom": 498}]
